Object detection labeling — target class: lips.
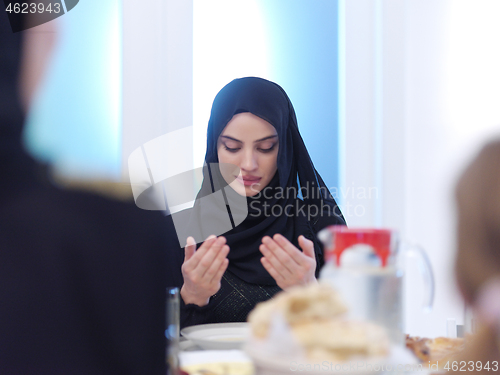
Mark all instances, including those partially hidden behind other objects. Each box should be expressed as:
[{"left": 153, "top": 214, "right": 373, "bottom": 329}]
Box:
[{"left": 236, "top": 175, "right": 262, "bottom": 186}]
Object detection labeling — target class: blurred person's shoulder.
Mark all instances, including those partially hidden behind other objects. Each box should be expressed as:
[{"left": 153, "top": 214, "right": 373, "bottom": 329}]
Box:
[
  {"left": 54, "top": 178, "right": 180, "bottom": 246},
  {"left": 457, "top": 138, "right": 500, "bottom": 189},
  {"left": 481, "top": 138, "right": 500, "bottom": 151},
  {"left": 2, "top": 171, "right": 181, "bottom": 251},
  {"left": 474, "top": 138, "right": 500, "bottom": 164},
  {"left": 51, "top": 180, "right": 185, "bottom": 285}
]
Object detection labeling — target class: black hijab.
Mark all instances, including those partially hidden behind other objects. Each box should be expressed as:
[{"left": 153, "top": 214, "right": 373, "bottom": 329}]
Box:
[{"left": 185, "top": 77, "right": 345, "bottom": 285}]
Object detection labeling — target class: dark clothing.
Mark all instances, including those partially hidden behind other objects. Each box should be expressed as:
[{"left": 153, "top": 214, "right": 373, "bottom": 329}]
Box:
[
  {"left": 0, "top": 154, "right": 180, "bottom": 375},
  {"left": 177, "top": 198, "right": 332, "bottom": 328},
  {"left": 0, "top": 13, "right": 182, "bottom": 375},
  {"left": 177, "top": 218, "right": 341, "bottom": 328},
  {"left": 180, "top": 270, "right": 282, "bottom": 327}
]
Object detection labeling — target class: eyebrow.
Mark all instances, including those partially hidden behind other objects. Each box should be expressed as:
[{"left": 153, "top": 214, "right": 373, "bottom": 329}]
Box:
[{"left": 220, "top": 135, "right": 278, "bottom": 143}]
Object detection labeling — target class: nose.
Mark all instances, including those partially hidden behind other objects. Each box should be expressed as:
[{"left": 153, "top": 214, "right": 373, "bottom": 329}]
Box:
[{"left": 240, "top": 150, "right": 258, "bottom": 172}]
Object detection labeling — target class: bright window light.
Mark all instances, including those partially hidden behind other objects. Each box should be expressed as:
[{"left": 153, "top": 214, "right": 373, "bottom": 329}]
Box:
[
  {"left": 444, "top": 0, "right": 500, "bottom": 156},
  {"left": 193, "top": 0, "right": 270, "bottom": 167}
]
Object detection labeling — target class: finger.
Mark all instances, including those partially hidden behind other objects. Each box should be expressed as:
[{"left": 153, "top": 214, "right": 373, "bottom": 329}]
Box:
[
  {"left": 261, "top": 257, "right": 284, "bottom": 284},
  {"left": 260, "top": 240, "right": 295, "bottom": 275},
  {"left": 193, "top": 236, "right": 227, "bottom": 273},
  {"left": 273, "top": 234, "right": 310, "bottom": 265},
  {"left": 298, "top": 235, "right": 315, "bottom": 259},
  {"left": 211, "top": 258, "right": 229, "bottom": 285},
  {"left": 259, "top": 243, "right": 291, "bottom": 280},
  {"left": 184, "top": 236, "right": 196, "bottom": 262},
  {"left": 262, "top": 236, "right": 299, "bottom": 274},
  {"left": 183, "top": 235, "right": 217, "bottom": 274},
  {"left": 203, "top": 244, "right": 229, "bottom": 282},
  {"left": 189, "top": 235, "right": 218, "bottom": 263}
]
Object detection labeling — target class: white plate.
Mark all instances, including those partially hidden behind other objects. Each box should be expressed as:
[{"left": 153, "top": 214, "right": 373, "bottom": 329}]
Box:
[
  {"left": 180, "top": 322, "right": 249, "bottom": 350},
  {"left": 245, "top": 340, "right": 424, "bottom": 375}
]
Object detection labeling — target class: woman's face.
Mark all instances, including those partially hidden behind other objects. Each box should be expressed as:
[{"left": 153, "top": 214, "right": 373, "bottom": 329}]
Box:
[{"left": 217, "top": 112, "right": 279, "bottom": 197}]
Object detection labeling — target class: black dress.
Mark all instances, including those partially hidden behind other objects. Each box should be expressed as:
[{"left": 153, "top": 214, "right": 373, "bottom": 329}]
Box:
[
  {"left": 177, "top": 202, "right": 329, "bottom": 328},
  {"left": 181, "top": 270, "right": 282, "bottom": 327}
]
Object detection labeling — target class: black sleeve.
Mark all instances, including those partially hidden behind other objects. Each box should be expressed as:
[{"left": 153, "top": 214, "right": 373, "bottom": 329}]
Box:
[{"left": 180, "top": 297, "right": 217, "bottom": 329}]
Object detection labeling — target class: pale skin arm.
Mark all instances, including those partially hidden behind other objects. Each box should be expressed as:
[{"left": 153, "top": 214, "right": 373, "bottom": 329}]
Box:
[
  {"left": 180, "top": 235, "right": 230, "bottom": 306},
  {"left": 259, "top": 234, "right": 317, "bottom": 290}
]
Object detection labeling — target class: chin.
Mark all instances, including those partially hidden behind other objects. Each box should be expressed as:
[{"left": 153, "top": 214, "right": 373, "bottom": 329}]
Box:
[
  {"left": 228, "top": 181, "right": 262, "bottom": 197},
  {"left": 228, "top": 181, "right": 247, "bottom": 196},
  {"left": 245, "top": 187, "right": 261, "bottom": 197}
]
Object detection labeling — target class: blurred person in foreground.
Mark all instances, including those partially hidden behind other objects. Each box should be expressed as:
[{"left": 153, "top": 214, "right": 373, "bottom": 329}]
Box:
[
  {"left": 0, "top": 12, "right": 179, "bottom": 375},
  {"left": 453, "top": 139, "right": 500, "bottom": 372}
]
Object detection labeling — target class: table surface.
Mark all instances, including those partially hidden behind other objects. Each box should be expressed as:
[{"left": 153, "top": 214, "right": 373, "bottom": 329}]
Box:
[{"left": 178, "top": 340, "right": 432, "bottom": 375}]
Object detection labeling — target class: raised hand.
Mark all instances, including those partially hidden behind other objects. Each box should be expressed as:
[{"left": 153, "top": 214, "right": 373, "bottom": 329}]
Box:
[
  {"left": 180, "top": 235, "right": 229, "bottom": 306},
  {"left": 259, "top": 234, "right": 317, "bottom": 290}
]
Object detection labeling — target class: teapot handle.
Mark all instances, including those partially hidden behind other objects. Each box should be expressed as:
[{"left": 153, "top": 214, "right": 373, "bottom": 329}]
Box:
[{"left": 404, "top": 243, "right": 435, "bottom": 312}]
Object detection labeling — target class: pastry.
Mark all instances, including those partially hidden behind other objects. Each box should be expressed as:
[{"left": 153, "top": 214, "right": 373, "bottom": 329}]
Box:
[
  {"left": 406, "top": 335, "right": 465, "bottom": 365},
  {"left": 248, "top": 283, "right": 390, "bottom": 361}
]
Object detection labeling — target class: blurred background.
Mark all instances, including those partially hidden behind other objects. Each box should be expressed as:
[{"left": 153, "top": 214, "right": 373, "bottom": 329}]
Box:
[
  {"left": 24, "top": 0, "right": 500, "bottom": 337},
  {"left": 24, "top": 0, "right": 121, "bottom": 179}
]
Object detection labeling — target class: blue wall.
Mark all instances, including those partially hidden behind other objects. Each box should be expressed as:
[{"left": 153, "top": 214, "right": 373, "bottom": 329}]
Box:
[
  {"left": 261, "top": 0, "right": 340, "bottom": 190},
  {"left": 24, "top": 0, "right": 121, "bottom": 178}
]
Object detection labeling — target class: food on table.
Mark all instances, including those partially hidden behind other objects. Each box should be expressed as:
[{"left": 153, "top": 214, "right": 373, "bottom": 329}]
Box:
[
  {"left": 181, "top": 361, "right": 254, "bottom": 375},
  {"left": 405, "top": 335, "right": 465, "bottom": 365},
  {"left": 247, "top": 283, "right": 390, "bottom": 361},
  {"left": 248, "top": 283, "right": 347, "bottom": 339},
  {"left": 291, "top": 319, "right": 389, "bottom": 361}
]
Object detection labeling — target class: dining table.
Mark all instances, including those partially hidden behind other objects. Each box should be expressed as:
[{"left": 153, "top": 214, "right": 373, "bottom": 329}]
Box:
[
  {"left": 178, "top": 322, "right": 254, "bottom": 375},
  {"left": 176, "top": 323, "right": 434, "bottom": 375}
]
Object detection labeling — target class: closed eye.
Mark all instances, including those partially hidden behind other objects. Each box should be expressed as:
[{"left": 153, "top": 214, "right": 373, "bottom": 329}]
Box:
[
  {"left": 258, "top": 144, "right": 277, "bottom": 153},
  {"left": 224, "top": 145, "right": 240, "bottom": 153}
]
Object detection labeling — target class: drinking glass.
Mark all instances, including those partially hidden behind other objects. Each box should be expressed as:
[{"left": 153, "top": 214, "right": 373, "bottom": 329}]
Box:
[{"left": 166, "top": 287, "right": 180, "bottom": 375}]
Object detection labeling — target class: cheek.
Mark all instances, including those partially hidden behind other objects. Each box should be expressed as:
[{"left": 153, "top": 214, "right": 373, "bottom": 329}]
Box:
[
  {"left": 217, "top": 149, "right": 238, "bottom": 165},
  {"left": 262, "top": 154, "right": 278, "bottom": 175},
  {"left": 217, "top": 149, "right": 241, "bottom": 179},
  {"left": 217, "top": 147, "right": 230, "bottom": 164}
]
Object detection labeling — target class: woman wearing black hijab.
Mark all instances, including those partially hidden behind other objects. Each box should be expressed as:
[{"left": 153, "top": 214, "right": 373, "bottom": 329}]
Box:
[{"left": 178, "top": 77, "right": 345, "bottom": 327}]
